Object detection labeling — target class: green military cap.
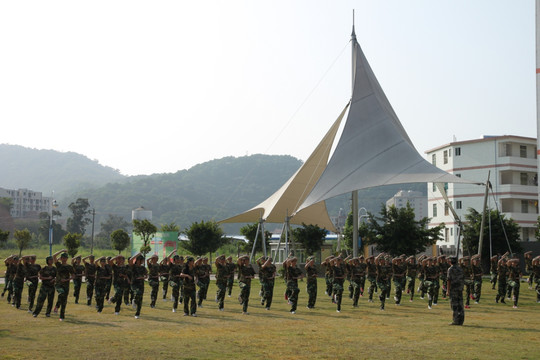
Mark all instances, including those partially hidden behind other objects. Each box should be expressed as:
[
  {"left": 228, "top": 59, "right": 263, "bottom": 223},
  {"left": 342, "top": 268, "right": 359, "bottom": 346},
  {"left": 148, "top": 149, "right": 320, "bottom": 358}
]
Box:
[
  {"left": 60, "top": 253, "right": 69, "bottom": 259},
  {"left": 150, "top": 254, "right": 158, "bottom": 259},
  {"left": 185, "top": 256, "right": 194, "bottom": 262},
  {"left": 172, "top": 255, "right": 180, "bottom": 260}
]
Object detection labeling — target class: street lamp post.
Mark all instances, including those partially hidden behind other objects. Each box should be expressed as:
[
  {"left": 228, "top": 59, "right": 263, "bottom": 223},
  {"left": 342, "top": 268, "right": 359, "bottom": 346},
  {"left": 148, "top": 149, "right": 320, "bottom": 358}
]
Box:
[{"left": 48, "top": 196, "right": 58, "bottom": 256}]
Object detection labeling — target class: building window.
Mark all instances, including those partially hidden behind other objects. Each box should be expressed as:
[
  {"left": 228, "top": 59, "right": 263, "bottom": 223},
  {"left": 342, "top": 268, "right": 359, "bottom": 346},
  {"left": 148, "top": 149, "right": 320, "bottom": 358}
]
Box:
[
  {"left": 520, "top": 145, "right": 527, "bottom": 158},
  {"left": 455, "top": 147, "right": 461, "bottom": 156},
  {"left": 520, "top": 173, "right": 528, "bottom": 186},
  {"left": 432, "top": 183, "right": 436, "bottom": 192},
  {"left": 444, "top": 228, "right": 449, "bottom": 242},
  {"left": 521, "top": 200, "right": 528, "bottom": 214},
  {"left": 443, "top": 150, "right": 448, "bottom": 164},
  {"left": 432, "top": 154, "right": 436, "bottom": 166},
  {"left": 444, "top": 202, "right": 449, "bottom": 216},
  {"left": 433, "top": 204, "right": 437, "bottom": 217},
  {"left": 505, "top": 143, "right": 512, "bottom": 157},
  {"left": 456, "top": 200, "right": 462, "bottom": 210},
  {"left": 455, "top": 174, "right": 461, "bottom": 178},
  {"left": 450, "top": 228, "right": 453, "bottom": 236}
]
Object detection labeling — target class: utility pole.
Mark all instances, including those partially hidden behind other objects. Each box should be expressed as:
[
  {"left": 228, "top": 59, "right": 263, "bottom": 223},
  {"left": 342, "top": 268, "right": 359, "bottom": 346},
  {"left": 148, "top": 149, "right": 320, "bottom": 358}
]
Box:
[{"left": 90, "top": 208, "right": 95, "bottom": 255}]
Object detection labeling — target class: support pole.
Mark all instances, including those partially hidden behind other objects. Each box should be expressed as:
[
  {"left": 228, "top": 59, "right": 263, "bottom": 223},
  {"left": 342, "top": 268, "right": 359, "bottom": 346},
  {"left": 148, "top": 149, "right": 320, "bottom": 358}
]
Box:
[
  {"left": 477, "top": 171, "right": 490, "bottom": 257},
  {"left": 352, "top": 190, "right": 358, "bottom": 257}
]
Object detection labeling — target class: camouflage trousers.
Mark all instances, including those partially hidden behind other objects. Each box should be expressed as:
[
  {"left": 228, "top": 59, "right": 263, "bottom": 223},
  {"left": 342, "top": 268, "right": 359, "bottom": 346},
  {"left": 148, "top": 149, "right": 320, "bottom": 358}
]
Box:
[
  {"left": 473, "top": 278, "right": 482, "bottom": 302},
  {"left": 464, "top": 280, "right": 473, "bottom": 306},
  {"left": 86, "top": 278, "right": 95, "bottom": 305},
  {"left": 169, "top": 279, "right": 182, "bottom": 310},
  {"left": 111, "top": 281, "right": 129, "bottom": 313},
  {"left": 3, "top": 278, "right": 13, "bottom": 302},
  {"left": 12, "top": 278, "right": 24, "bottom": 309},
  {"left": 183, "top": 286, "right": 197, "bottom": 315},
  {"left": 239, "top": 281, "right": 251, "bottom": 312},
  {"left": 72, "top": 278, "right": 82, "bottom": 303},
  {"left": 496, "top": 279, "right": 507, "bottom": 303},
  {"left": 32, "top": 284, "right": 55, "bottom": 316},
  {"left": 325, "top": 274, "right": 333, "bottom": 296},
  {"left": 27, "top": 279, "right": 38, "bottom": 311},
  {"left": 406, "top": 276, "right": 416, "bottom": 300},
  {"left": 507, "top": 280, "right": 520, "bottom": 306},
  {"left": 161, "top": 275, "right": 169, "bottom": 299},
  {"left": 535, "top": 278, "right": 540, "bottom": 302},
  {"left": 306, "top": 279, "right": 317, "bottom": 308},
  {"left": 216, "top": 280, "right": 227, "bottom": 310},
  {"left": 226, "top": 277, "right": 234, "bottom": 296},
  {"left": 367, "top": 276, "right": 377, "bottom": 301},
  {"left": 440, "top": 275, "right": 448, "bottom": 298},
  {"left": 262, "top": 279, "right": 275, "bottom": 308},
  {"left": 424, "top": 279, "right": 439, "bottom": 307},
  {"left": 490, "top": 271, "right": 498, "bottom": 289},
  {"left": 55, "top": 284, "right": 70, "bottom": 319},
  {"left": 376, "top": 279, "right": 390, "bottom": 309},
  {"left": 449, "top": 288, "right": 464, "bottom": 325},
  {"left": 131, "top": 283, "right": 145, "bottom": 316},
  {"left": 197, "top": 278, "right": 210, "bottom": 305},
  {"left": 392, "top": 277, "right": 406, "bottom": 304},
  {"left": 149, "top": 278, "right": 159, "bottom": 306},
  {"left": 287, "top": 281, "right": 300, "bottom": 312},
  {"left": 333, "top": 280, "right": 344, "bottom": 311},
  {"left": 351, "top": 278, "right": 363, "bottom": 306},
  {"left": 95, "top": 281, "right": 107, "bottom": 312}
]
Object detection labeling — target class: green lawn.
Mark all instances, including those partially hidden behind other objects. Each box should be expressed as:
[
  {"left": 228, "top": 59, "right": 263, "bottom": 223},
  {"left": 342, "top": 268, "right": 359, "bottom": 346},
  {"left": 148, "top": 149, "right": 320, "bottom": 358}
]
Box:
[{"left": 0, "top": 277, "right": 539, "bottom": 360}]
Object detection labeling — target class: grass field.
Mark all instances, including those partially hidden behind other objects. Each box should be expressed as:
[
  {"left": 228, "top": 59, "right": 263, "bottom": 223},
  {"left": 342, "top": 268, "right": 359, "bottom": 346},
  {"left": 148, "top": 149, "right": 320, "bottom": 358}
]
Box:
[{"left": 0, "top": 276, "right": 539, "bottom": 360}]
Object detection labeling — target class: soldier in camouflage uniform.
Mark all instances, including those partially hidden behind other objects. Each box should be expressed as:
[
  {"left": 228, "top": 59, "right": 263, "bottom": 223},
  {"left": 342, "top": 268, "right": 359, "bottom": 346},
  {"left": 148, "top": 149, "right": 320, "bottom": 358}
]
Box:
[
  {"left": 460, "top": 257, "right": 473, "bottom": 309},
  {"left": 32, "top": 256, "right": 57, "bottom": 318},
  {"left": 366, "top": 256, "right": 377, "bottom": 303},
  {"left": 489, "top": 255, "right": 499, "bottom": 290},
  {"left": 130, "top": 253, "right": 148, "bottom": 319},
  {"left": 226, "top": 256, "right": 236, "bottom": 297},
  {"left": 11, "top": 256, "right": 26, "bottom": 309},
  {"left": 446, "top": 257, "right": 464, "bottom": 325},
  {"left": 71, "top": 256, "right": 84, "bottom": 304},
  {"left": 109, "top": 255, "right": 130, "bottom": 315},
  {"left": 2, "top": 255, "right": 16, "bottom": 303},
  {"left": 332, "top": 256, "right": 347, "bottom": 312},
  {"left": 260, "top": 257, "right": 276, "bottom": 310},
  {"left": 53, "top": 250, "right": 75, "bottom": 321},
  {"left": 439, "top": 256, "right": 450, "bottom": 299},
  {"left": 405, "top": 256, "right": 418, "bottom": 301},
  {"left": 495, "top": 256, "right": 508, "bottom": 304},
  {"left": 305, "top": 256, "right": 318, "bottom": 309},
  {"left": 180, "top": 256, "right": 197, "bottom": 316},
  {"left": 26, "top": 255, "right": 41, "bottom": 312},
  {"left": 159, "top": 256, "right": 171, "bottom": 301},
  {"left": 147, "top": 254, "right": 160, "bottom": 308},
  {"left": 169, "top": 254, "right": 183, "bottom": 312},
  {"left": 375, "top": 254, "right": 391, "bottom": 311},
  {"left": 507, "top": 258, "right": 521, "bottom": 309},
  {"left": 391, "top": 256, "right": 406, "bottom": 305},
  {"left": 524, "top": 251, "right": 534, "bottom": 290},
  {"left": 196, "top": 257, "right": 211, "bottom": 308},
  {"left": 237, "top": 255, "right": 255, "bottom": 314},
  {"left": 471, "top": 255, "right": 483, "bottom": 304},
  {"left": 83, "top": 255, "right": 96, "bottom": 306},
  {"left": 285, "top": 257, "right": 303, "bottom": 314},
  {"left": 215, "top": 255, "right": 230, "bottom": 311},
  {"left": 422, "top": 257, "right": 439, "bottom": 309},
  {"left": 532, "top": 255, "right": 540, "bottom": 303},
  {"left": 94, "top": 257, "right": 112, "bottom": 313},
  {"left": 322, "top": 255, "right": 334, "bottom": 298}
]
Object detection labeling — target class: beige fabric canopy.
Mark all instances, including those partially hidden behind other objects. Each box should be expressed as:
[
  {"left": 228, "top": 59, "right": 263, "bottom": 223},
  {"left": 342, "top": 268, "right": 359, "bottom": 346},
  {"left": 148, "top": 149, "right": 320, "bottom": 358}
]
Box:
[{"left": 219, "top": 105, "right": 349, "bottom": 232}]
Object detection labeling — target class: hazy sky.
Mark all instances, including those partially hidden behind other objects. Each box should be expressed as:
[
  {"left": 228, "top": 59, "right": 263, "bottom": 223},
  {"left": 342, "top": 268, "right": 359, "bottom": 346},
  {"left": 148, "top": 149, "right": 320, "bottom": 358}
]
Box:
[{"left": 0, "top": 1, "right": 535, "bottom": 176}]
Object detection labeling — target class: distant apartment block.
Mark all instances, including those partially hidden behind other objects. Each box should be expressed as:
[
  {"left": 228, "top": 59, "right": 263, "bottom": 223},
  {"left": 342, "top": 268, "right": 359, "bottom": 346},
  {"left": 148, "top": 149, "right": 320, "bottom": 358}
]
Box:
[
  {"left": 0, "top": 187, "right": 52, "bottom": 218},
  {"left": 426, "top": 135, "right": 538, "bottom": 254},
  {"left": 386, "top": 190, "right": 427, "bottom": 221}
]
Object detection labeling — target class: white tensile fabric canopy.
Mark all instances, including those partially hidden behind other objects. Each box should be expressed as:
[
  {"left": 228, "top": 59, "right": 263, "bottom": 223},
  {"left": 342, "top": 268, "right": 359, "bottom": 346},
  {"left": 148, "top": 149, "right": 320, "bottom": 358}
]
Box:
[
  {"left": 219, "top": 105, "right": 349, "bottom": 232},
  {"left": 296, "top": 32, "right": 477, "bottom": 213}
]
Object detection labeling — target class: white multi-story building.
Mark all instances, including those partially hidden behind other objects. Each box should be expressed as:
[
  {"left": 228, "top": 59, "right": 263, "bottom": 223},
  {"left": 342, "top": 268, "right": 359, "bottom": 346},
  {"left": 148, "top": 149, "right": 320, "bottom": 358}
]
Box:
[
  {"left": 386, "top": 190, "right": 427, "bottom": 221},
  {"left": 0, "top": 187, "right": 53, "bottom": 218},
  {"left": 426, "top": 135, "right": 538, "bottom": 254}
]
